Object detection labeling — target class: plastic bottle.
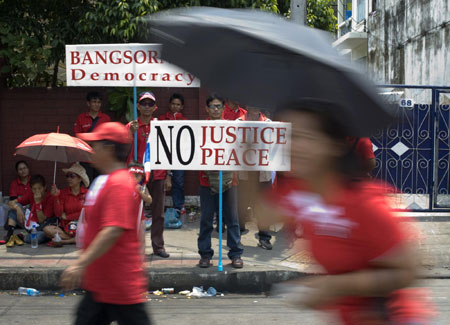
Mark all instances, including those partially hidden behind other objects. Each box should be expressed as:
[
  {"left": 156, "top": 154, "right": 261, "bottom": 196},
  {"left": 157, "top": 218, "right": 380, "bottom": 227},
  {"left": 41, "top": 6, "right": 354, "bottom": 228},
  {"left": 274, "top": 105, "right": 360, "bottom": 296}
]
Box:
[
  {"left": 31, "top": 225, "right": 38, "bottom": 248},
  {"left": 18, "top": 287, "right": 40, "bottom": 296},
  {"left": 54, "top": 231, "right": 61, "bottom": 243}
]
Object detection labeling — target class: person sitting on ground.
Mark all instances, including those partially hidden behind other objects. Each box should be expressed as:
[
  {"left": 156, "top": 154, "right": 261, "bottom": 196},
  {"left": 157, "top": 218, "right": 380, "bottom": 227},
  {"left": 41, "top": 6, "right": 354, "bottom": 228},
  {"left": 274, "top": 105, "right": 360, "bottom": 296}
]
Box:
[
  {"left": 44, "top": 163, "right": 89, "bottom": 247},
  {"left": 197, "top": 93, "right": 244, "bottom": 269},
  {"left": 159, "top": 93, "right": 188, "bottom": 215},
  {"left": 9, "top": 160, "right": 32, "bottom": 201},
  {"left": 6, "top": 174, "right": 55, "bottom": 247},
  {"left": 1, "top": 161, "right": 32, "bottom": 233}
]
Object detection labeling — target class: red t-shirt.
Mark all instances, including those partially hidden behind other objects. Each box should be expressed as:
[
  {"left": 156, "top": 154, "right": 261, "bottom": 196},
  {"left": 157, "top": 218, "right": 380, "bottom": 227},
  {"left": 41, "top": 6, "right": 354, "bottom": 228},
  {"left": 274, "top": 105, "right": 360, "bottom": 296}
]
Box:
[
  {"left": 271, "top": 177, "right": 433, "bottom": 323},
  {"left": 9, "top": 177, "right": 31, "bottom": 200},
  {"left": 126, "top": 118, "right": 166, "bottom": 180},
  {"left": 17, "top": 191, "right": 54, "bottom": 225},
  {"left": 158, "top": 112, "right": 187, "bottom": 120},
  {"left": 347, "top": 137, "right": 375, "bottom": 161},
  {"left": 81, "top": 169, "right": 147, "bottom": 304},
  {"left": 53, "top": 186, "right": 87, "bottom": 229},
  {"left": 73, "top": 111, "right": 111, "bottom": 135},
  {"left": 237, "top": 112, "right": 269, "bottom": 122},
  {"left": 223, "top": 104, "right": 247, "bottom": 120}
]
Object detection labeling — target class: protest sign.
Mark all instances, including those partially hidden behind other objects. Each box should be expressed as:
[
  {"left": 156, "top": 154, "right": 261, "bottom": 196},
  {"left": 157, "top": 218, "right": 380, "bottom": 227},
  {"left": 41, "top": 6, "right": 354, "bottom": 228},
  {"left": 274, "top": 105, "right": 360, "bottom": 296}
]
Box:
[
  {"left": 148, "top": 120, "right": 291, "bottom": 171},
  {"left": 66, "top": 43, "right": 200, "bottom": 87}
]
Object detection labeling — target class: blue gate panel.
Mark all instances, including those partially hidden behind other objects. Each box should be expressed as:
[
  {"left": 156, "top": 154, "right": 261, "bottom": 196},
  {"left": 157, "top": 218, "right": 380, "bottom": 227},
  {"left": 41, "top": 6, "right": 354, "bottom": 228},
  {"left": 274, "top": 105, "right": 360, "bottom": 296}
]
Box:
[
  {"left": 372, "top": 104, "right": 433, "bottom": 195},
  {"left": 436, "top": 104, "right": 450, "bottom": 197}
]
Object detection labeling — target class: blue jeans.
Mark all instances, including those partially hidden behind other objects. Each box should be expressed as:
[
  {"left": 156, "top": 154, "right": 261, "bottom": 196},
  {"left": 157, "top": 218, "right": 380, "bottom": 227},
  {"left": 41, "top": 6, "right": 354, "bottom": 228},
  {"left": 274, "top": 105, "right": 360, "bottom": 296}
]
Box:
[
  {"left": 198, "top": 186, "right": 243, "bottom": 260},
  {"left": 171, "top": 170, "right": 185, "bottom": 210}
]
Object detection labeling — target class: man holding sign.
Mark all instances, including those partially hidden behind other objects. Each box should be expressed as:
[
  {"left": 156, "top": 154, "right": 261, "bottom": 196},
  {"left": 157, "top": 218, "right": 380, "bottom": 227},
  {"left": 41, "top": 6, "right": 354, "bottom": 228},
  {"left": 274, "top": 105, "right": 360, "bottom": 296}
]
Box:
[
  {"left": 127, "top": 91, "right": 171, "bottom": 259},
  {"left": 147, "top": 96, "right": 290, "bottom": 271},
  {"left": 197, "top": 93, "right": 244, "bottom": 269}
]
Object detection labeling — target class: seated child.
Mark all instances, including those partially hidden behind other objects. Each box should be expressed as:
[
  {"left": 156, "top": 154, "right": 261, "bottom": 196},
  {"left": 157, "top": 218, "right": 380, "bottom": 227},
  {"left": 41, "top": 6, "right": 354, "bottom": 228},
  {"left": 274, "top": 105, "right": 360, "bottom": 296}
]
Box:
[{"left": 6, "top": 174, "right": 55, "bottom": 247}]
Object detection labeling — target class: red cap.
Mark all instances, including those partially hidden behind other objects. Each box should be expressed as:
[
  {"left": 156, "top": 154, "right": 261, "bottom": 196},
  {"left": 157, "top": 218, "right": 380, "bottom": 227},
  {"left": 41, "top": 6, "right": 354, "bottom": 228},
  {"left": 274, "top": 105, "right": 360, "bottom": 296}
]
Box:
[
  {"left": 76, "top": 122, "right": 132, "bottom": 144},
  {"left": 138, "top": 91, "right": 156, "bottom": 103}
]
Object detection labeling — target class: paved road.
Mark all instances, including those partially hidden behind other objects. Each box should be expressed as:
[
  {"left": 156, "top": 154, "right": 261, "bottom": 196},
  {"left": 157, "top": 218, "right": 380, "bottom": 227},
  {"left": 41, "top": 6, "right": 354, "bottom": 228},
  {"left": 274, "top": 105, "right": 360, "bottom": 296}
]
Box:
[{"left": 1, "top": 279, "right": 449, "bottom": 324}]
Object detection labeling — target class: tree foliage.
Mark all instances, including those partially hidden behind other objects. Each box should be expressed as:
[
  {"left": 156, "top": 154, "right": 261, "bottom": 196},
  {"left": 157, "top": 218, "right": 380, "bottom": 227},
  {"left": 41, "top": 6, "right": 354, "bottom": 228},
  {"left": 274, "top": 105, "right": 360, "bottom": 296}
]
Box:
[{"left": 0, "top": 0, "right": 337, "bottom": 87}]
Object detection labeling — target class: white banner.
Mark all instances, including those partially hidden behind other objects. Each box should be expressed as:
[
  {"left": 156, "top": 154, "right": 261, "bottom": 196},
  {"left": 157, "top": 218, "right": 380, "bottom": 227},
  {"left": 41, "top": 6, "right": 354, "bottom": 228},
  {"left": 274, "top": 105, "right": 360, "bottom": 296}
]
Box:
[
  {"left": 148, "top": 121, "right": 291, "bottom": 171},
  {"left": 65, "top": 43, "right": 200, "bottom": 87}
]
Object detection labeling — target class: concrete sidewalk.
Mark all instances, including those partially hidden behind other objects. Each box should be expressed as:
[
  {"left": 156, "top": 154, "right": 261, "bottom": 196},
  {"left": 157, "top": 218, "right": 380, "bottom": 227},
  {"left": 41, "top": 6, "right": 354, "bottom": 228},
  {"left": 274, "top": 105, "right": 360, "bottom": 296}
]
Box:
[
  {"left": 1, "top": 214, "right": 450, "bottom": 292},
  {"left": 0, "top": 215, "right": 320, "bottom": 292}
]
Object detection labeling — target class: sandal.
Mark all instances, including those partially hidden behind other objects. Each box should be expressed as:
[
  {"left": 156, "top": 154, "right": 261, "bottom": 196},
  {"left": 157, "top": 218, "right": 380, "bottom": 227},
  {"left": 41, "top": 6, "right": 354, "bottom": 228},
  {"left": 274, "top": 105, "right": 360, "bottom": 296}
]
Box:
[{"left": 46, "top": 241, "right": 63, "bottom": 248}]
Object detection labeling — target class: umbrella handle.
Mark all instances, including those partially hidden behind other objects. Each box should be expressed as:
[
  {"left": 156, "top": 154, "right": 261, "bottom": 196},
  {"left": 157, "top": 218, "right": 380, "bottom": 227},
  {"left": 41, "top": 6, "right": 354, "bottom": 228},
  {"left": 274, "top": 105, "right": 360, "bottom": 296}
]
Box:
[{"left": 53, "top": 160, "right": 57, "bottom": 185}]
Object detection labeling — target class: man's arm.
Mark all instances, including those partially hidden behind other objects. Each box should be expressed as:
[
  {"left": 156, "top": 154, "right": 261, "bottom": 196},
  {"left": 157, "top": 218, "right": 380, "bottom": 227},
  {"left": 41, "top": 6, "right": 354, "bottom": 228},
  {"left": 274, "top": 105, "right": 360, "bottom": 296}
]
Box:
[
  {"left": 73, "top": 115, "right": 82, "bottom": 135},
  {"left": 9, "top": 198, "right": 26, "bottom": 224},
  {"left": 60, "top": 226, "right": 124, "bottom": 290}
]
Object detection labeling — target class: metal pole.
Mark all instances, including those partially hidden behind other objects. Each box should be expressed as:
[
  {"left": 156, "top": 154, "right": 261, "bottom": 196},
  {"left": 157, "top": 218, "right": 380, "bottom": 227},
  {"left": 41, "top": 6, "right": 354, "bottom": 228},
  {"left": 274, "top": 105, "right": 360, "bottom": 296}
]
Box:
[
  {"left": 290, "top": 0, "right": 307, "bottom": 25},
  {"left": 218, "top": 171, "right": 223, "bottom": 272},
  {"left": 133, "top": 86, "right": 138, "bottom": 161}
]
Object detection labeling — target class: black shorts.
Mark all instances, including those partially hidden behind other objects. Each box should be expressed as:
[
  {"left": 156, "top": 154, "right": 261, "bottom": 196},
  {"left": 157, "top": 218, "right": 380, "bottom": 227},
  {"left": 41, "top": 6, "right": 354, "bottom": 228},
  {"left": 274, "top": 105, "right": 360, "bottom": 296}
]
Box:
[{"left": 75, "top": 291, "right": 151, "bottom": 325}]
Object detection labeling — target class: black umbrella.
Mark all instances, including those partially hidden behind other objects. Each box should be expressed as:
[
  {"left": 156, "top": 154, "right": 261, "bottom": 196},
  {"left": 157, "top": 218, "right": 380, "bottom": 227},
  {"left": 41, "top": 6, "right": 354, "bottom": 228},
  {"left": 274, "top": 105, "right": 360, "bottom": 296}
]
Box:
[{"left": 146, "top": 7, "right": 393, "bottom": 136}]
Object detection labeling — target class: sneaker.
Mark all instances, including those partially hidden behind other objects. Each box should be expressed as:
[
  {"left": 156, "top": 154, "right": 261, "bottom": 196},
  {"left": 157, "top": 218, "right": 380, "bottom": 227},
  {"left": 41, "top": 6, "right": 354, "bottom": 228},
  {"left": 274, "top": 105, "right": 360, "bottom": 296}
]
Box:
[
  {"left": 258, "top": 238, "right": 273, "bottom": 250},
  {"left": 6, "top": 235, "right": 15, "bottom": 248},
  {"left": 14, "top": 235, "right": 24, "bottom": 246},
  {"left": 145, "top": 218, "right": 152, "bottom": 231}
]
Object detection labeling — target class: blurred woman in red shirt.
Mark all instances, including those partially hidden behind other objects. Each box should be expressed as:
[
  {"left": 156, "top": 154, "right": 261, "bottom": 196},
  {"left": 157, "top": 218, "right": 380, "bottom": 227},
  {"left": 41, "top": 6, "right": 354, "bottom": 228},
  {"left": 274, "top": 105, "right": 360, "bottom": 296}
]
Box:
[
  {"left": 265, "top": 101, "right": 435, "bottom": 324},
  {"left": 45, "top": 163, "right": 89, "bottom": 246}
]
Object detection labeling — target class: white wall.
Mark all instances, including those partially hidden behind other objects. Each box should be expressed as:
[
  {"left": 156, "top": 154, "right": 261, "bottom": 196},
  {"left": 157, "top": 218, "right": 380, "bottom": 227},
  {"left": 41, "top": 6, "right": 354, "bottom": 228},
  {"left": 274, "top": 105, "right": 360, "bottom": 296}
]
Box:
[{"left": 368, "top": 0, "right": 449, "bottom": 86}]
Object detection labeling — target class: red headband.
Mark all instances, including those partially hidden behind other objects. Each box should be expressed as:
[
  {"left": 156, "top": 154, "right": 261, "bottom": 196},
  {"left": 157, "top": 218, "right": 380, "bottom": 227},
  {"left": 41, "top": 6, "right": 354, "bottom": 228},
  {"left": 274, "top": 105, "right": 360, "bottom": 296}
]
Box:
[{"left": 129, "top": 166, "right": 144, "bottom": 175}]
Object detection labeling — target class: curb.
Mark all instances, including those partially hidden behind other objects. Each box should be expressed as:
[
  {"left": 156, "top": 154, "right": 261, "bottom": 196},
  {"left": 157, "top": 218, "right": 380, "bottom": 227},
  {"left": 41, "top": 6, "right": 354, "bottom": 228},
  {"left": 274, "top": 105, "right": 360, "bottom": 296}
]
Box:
[
  {"left": 0, "top": 266, "right": 307, "bottom": 293},
  {"left": 1, "top": 266, "right": 448, "bottom": 293}
]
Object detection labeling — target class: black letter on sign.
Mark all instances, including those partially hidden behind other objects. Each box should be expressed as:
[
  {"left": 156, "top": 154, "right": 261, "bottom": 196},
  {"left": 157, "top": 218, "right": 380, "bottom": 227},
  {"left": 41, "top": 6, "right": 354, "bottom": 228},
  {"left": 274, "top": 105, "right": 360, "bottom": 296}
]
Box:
[
  {"left": 155, "top": 126, "right": 173, "bottom": 164},
  {"left": 177, "top": 126, "right": 195, "bottom": 165}
]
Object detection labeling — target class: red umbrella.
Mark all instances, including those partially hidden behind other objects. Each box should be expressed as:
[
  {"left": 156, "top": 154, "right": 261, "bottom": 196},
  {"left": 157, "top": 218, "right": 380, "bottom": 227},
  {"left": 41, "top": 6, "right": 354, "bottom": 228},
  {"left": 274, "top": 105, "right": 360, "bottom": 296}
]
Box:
[{"left": 15, "top": 130, "right": 94, "bottom": 183}]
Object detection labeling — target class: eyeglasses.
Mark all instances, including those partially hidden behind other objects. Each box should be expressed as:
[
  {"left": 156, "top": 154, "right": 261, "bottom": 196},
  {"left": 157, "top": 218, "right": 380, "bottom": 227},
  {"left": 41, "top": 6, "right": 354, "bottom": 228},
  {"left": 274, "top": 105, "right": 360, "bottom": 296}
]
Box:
[
  {"left": 208, "top": 104, "right": 224, "bottom": 110},
  {"left": 139, "top": 101, "right": 155, "bottom": 107},
  {"left": 66, "top": 173, "right": 78, "bottom": 179}
]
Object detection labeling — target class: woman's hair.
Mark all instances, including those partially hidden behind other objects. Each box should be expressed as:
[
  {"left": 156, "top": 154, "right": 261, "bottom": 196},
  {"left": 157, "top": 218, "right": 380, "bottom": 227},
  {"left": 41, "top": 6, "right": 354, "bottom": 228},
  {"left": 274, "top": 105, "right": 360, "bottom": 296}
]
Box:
[
  {"left": 30, "top": 174, "right": 46, "bottom": 187},
  {"left": 276, "top": 100, "right": 362, "bottom": 179},
  {"left": 15, "top": 160, "right": 29, "bottom": 172},
  {"left": 206, "top": 93, "right": 224, "bottom": 106},
  {"left": 169, "top": 93, "right": 184, "bottom": 105}
]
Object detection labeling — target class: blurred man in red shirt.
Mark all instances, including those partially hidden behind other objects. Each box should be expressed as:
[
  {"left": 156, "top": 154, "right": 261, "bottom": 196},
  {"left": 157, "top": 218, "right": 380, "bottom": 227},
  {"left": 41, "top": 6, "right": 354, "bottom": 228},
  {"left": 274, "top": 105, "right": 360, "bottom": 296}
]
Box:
[
  {"left": 73, "top": 91, "right": 111, "bottom": 183},
  {"left": 61, "top": 122, "right": 150, "bottom": 325}
]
